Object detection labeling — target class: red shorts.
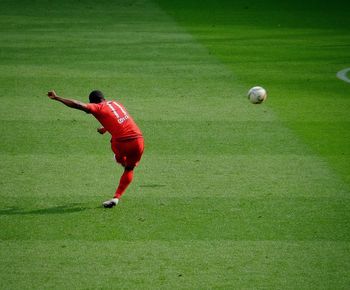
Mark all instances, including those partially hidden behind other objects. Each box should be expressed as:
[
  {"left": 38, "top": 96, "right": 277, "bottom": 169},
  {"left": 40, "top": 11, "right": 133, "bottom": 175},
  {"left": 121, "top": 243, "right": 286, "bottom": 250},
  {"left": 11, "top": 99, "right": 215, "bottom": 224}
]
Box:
[{"left": 111, "top": 138, "right": 144, "bottom": 168}]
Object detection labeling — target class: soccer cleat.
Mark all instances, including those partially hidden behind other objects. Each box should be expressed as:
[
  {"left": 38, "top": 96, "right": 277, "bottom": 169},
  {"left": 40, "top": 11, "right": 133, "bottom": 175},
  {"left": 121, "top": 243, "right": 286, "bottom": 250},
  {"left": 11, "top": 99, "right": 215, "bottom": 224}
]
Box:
[{"left": 102, "top": 198, "right": 119, "bottom": 208}]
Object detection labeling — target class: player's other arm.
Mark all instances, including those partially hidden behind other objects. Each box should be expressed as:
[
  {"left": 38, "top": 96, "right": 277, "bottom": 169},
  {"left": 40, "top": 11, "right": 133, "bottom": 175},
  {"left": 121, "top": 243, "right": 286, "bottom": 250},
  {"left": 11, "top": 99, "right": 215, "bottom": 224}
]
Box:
[
  {"left": 97, "top": 127, "right": 107, "bottom": 134},
  {"left": 47, "top": 90, "right": 90, "bottom": 113}
]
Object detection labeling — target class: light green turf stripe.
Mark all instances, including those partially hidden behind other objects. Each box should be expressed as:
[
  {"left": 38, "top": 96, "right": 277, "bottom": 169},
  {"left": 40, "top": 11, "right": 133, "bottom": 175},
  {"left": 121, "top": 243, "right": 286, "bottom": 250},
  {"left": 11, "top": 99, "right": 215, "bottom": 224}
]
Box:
[{"left": 1, "top": 153, "right": 349, "bottom": 200}]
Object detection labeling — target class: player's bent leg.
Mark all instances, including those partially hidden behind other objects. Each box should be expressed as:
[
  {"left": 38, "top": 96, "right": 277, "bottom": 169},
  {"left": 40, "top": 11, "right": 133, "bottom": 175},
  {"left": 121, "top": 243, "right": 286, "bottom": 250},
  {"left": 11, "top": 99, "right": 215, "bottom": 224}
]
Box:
[
  {"left": 112, "top": 138, "right": 144, "bottom": 167},
  {"left": 104, "top": 138, "right": 144, "bottom": 208}
]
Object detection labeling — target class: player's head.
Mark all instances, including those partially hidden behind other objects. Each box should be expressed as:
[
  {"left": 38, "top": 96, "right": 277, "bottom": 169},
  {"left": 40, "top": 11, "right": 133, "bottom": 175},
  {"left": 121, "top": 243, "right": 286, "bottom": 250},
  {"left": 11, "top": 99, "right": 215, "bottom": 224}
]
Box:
[{"left": 89, "top": 90, "right": 105, "bottom": 103}]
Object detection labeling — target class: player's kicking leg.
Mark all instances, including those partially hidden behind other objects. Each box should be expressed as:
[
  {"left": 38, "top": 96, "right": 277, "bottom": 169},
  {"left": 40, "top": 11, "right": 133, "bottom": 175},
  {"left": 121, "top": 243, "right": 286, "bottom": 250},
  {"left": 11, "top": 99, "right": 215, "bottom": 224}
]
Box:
[{"left": 103, "top": 166, "right": 134, "bottom": 208}]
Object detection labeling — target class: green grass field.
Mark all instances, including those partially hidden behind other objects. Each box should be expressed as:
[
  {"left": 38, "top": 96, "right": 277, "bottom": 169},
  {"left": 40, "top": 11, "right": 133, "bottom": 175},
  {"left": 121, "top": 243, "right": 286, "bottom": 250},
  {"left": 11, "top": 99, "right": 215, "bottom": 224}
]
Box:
[{"left": 1, "top": 0, "right": 350, "bottom": 288}]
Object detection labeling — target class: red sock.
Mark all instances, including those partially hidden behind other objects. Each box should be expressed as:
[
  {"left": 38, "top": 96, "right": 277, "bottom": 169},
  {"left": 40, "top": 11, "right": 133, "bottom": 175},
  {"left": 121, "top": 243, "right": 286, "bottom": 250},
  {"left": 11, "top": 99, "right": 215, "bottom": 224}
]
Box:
[{"left": 114, "top": 169, "right": 134, "bottom": 199}]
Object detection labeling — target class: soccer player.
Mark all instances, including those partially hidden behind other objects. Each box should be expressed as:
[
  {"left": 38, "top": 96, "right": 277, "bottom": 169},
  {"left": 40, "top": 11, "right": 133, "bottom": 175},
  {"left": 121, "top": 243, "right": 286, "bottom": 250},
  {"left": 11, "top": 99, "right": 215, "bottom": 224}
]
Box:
[{"left": 47, "top": 90, "right": 144, "bottom": 208}]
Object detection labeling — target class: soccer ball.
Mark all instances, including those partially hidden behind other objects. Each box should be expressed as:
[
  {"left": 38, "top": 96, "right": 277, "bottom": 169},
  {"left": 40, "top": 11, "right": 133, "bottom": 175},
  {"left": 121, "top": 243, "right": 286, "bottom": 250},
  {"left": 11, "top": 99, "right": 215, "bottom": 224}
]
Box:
[{"left": 247, "top": 86, "right": 267, "bottom": 104}]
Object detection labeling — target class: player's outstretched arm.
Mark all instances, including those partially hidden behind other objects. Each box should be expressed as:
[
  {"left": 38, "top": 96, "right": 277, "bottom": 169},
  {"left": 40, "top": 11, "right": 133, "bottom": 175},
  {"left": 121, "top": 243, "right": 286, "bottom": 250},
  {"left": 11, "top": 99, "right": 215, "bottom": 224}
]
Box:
[{"left": 47, "top": 90, "right": 90, "bottom": 113}]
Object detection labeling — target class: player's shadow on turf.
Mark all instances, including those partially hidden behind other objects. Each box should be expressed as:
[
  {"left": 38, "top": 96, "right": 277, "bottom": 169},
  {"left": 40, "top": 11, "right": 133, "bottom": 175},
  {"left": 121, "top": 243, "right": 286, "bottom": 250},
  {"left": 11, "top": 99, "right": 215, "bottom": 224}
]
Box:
[{"left": 0, "top": 204, "right": 90, "bottom": 215}]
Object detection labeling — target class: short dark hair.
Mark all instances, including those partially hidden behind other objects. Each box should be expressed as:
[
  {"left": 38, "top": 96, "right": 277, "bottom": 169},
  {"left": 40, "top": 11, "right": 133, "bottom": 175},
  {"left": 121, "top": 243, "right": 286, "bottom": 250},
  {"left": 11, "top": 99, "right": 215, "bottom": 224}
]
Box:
[{"left": 89, "top": 90, "right": 105, "bottom": 103}]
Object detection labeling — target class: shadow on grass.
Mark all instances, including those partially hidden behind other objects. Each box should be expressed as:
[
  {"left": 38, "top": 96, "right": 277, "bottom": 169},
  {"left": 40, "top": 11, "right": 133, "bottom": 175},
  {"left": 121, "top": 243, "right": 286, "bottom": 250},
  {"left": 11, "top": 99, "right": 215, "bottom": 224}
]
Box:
[
  {"left": 0, "top": 203, "right": 96, "bottom": 215},
  {"left": 139, "top": 184, "right": 166, "bottom": 188}
]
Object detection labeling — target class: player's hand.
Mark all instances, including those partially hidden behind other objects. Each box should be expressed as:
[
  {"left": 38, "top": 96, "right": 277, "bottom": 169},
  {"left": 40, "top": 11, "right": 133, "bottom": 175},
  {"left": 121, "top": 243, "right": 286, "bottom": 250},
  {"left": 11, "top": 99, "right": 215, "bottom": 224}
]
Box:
[
  {"left": 47, "top": 90, "right": 58, "bottom": 100},
  {"left": 97, "top": 127, "right": 106, "bottom": 134}
]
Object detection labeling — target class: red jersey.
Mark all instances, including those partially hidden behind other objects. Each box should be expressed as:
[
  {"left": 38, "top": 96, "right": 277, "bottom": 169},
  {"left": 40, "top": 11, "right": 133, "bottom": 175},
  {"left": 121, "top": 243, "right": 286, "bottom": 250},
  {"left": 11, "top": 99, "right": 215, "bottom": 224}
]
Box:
[{"left": 86, "top": 100, "right": 143, "bottom": 141}]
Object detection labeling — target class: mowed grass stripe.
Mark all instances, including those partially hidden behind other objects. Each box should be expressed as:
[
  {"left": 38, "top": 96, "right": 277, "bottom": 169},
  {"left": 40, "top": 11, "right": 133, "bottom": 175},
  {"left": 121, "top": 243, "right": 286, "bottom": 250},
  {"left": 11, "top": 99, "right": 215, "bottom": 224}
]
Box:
[
  {"left": 1, "top": 120, "right": 313, "bottom": 155},
  {"left": 1, "top": 153, "right": 349, "bottom": 200},
  {"left": 0, "top": 240, "right": 349, "bottom": 289},
  {"left": 1, "top": 195, "right": 349, "bottom": 241}
]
